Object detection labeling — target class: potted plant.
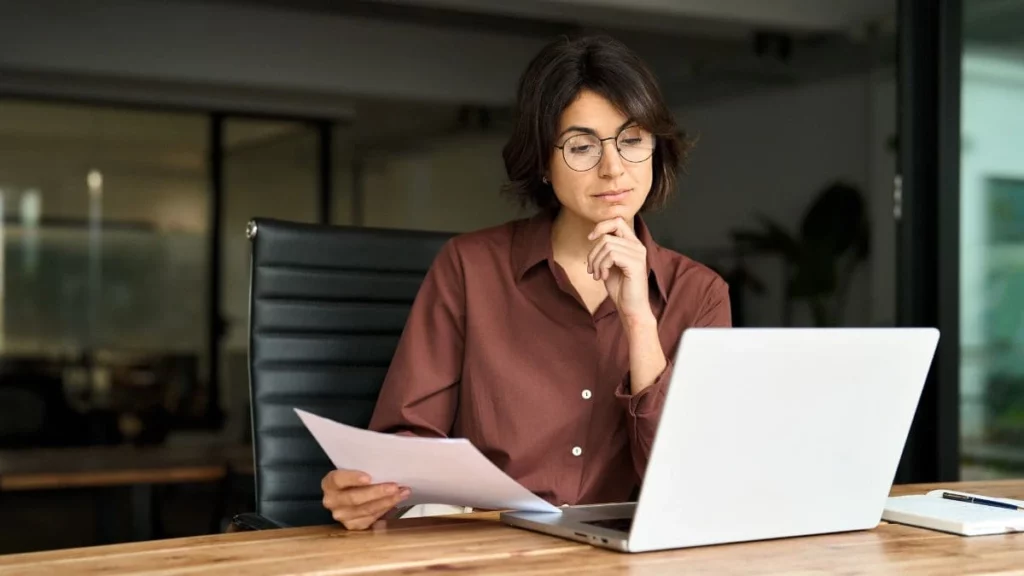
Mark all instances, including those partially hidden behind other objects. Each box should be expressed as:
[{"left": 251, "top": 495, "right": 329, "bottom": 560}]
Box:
[{"left": 729, "top": 181, "right": 870, "bottom": 327}]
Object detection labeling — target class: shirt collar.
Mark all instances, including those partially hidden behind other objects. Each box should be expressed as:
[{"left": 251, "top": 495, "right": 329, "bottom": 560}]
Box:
[{"left": 512, "top": 210, "right": 670, "bottom": 303}]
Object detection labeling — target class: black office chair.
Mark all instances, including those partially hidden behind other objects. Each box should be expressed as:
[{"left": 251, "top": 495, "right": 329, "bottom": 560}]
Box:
[{"left": 233, "top": 218, "right": 452, "bottom": 529}]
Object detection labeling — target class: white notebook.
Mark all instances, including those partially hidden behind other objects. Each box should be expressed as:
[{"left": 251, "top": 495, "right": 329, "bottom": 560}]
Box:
[{"left": 882, "top": 489, "right": 1024, "bottom": 536}]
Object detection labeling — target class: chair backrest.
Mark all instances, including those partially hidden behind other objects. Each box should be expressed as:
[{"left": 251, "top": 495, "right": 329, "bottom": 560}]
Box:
[{"left": 246, "top": 217, "right": 452, "bottom": 527}]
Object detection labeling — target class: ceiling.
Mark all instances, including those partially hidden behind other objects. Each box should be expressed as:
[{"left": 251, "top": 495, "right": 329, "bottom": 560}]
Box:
[
  {"left": 218, "top": 0, "right": 894, "bottom": 37},
  {"left": 206, "top": 0, "right": 898, "bottom": 108}
]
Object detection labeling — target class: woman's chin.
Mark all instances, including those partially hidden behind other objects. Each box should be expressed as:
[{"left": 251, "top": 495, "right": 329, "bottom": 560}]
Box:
[
  {"left": 558, "top": 202, "right": 640, "bottom": 226},
  {"left": 589, "top": 203, "right": 638, "bottom": 222}
]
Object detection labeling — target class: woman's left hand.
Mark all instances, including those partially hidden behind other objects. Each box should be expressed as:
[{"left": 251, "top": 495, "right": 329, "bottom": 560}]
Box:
[{"left": 587, "top": 217, "right": 655, "bottom": 326}]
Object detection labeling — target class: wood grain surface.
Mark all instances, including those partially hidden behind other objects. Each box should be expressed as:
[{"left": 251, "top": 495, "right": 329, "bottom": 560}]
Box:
[
  {"left": 0, "top": 480, "right": 1021, "bottom": 575},
  {"left": 0, "top": 443, "right": 241, "bottom": 490}
]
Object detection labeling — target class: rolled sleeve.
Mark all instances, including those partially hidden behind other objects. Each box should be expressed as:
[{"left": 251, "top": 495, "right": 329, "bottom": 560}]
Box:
[
  {"left": 615, "top": 358, "right": 673, "bottom": 478},
  {"left": 616, "top": 359, "right": 674, "bottom": 418}
]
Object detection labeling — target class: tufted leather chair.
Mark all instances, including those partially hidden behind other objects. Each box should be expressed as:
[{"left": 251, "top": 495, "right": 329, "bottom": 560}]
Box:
[{"left": 233, "top": 218, "right": 451, "bottom": 529}]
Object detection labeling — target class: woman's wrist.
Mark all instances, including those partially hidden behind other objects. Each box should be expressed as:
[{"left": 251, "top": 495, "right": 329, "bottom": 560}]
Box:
[
  {"left": 622, "top": 309, "right": 658, "bottom": 338},
  {"left": 623, "top": 310, "right": 666, "bottom": 395}
]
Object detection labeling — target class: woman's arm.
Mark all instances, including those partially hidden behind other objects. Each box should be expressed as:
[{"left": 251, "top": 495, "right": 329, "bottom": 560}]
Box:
[
  {"left": 324, "top": 240, "right": 466, "bottom": 529},
  {"left": 616, "top": 277, "right": 732, "bottom": 478},
  {"left": 368, "top": 239, "right": 466, "bottom": 438},
  {"left": 623, "top": 313, "right": 667, "bottom": 396}
]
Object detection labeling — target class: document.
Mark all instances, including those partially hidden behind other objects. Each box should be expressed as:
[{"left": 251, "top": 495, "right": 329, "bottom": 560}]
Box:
[{"left": 295, "top": 408, "right": 560, "bottom": 513}]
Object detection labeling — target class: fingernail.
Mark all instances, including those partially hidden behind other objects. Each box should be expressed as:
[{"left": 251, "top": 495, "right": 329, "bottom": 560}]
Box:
[
  {"left": 385, "top": 484, "right": 398, "bottom": 495},
  {"left": 358, "top": 475, "right": 371, "bottom": 484},
  {"left": 399, "top": 489, "right": 411, "bottom": 499}
]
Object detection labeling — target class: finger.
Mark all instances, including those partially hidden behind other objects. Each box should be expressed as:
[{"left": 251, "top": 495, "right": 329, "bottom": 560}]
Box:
[
  {"left": 342, "top": 516, "right": 376, "bottom": 531},
  {"left": 353, "top": 488, "right": 411, "bottom": 518},
  {"left": 324, "top": 485, "right": 377, "bottom": 511},
  {"left": 331, "top": 496, "right": 380, "bottom": 527},
  {"left": 596, "top": 249, "right": 640, "bottom": 282},
  {"left": 587, "top": 217, "right": 628, "bottom": 240},
  {"left": 323, "top": 469, "right": 371, "bottom": 491},
  {"left": 337, "top": 482, "right": 403, "bottom": 508},
  {"left": 593, "top": 240, "right": 614, "bottom": 278},
  {"left": 587, "top": 235, "right": 642, "bottom": 274},
  {"left": 597, "top": 251, "right": 620, "bottom": 282},
  {"left": 336, "top": 489, "right": 411, "bottom": 528},
  {"left": 590, "top": 243, "right": 644, "bottom": 281},
  {"left": 588, "top": 217, "right": 636, "bottom": 241},
  {"left": 587, "top": 236, "right": 611, "bottom": 275},
  {"left": 343, "top": 512, "right": 389, "bottom": 531}
]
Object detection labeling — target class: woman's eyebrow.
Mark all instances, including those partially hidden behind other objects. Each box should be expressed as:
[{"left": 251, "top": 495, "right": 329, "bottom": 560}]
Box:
[
  {"left": 557, "top": 125, "right": 596, "bottom": 138},
  {"left": 556, "top": 119, "right": 636, "bottom": 139}
]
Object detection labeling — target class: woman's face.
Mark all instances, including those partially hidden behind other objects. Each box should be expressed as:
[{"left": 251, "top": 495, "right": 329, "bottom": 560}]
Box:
[{"left": 547, "top": 89, "right": 655, "bottom": 225}]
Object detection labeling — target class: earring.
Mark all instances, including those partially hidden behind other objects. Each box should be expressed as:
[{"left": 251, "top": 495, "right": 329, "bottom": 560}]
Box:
[{"left": 542, "top": 176, "right": 549, "bottom": 184}]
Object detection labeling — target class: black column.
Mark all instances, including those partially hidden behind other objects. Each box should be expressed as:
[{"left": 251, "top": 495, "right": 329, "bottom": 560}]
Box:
[
  {"left": 894, "top": 0, "right": 961, "bottom": 483},
  {"left": 207, "top": 113, "right": 226, "bottom": 428}
]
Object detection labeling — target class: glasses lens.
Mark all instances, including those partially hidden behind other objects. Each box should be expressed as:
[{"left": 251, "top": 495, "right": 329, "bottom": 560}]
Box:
[
  {"left": 617, "top": 127, "right": 655, "bottom": 163},
  {"left": 562, "top": 134, "right": 602, "bottom": 171}
]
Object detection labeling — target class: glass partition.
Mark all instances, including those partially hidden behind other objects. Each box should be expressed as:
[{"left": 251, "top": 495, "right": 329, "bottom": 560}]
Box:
[
  {"left": 959, "top": 0, "right": 1024, "bottom": 478},
  {"left": 0, "top": 100, "right": 210, "bottom": 447}
]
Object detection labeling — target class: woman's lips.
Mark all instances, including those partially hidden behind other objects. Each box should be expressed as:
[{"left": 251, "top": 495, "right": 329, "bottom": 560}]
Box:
[{"left": 594, "top": 189, "right": 630, "bottom": 202}]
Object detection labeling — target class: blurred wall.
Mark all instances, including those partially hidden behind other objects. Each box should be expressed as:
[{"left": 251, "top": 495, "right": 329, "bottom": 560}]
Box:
[
  {"left": 649, "top": 71, "right": 896, "bottom": 327},
  {"left": 359, "top": 133, "right": 527, "bottom": 232}
]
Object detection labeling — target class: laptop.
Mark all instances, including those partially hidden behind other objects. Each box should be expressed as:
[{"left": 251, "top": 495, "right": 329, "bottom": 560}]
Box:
[{"left": 500, "top": 327, "right": 940, "bottom": 553}]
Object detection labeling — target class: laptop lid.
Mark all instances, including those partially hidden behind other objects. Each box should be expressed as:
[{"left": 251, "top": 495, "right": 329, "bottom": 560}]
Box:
[{"left": 627, "top": 327, "right": 939, "bottom": 552}]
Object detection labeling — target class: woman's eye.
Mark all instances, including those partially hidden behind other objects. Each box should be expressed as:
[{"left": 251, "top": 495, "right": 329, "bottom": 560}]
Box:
[
  {"left": 620, "top": 138, "right": 642, "bottom": 146},
  {"left": 570, "top": 145, "right": 594, "bottom": 154}
]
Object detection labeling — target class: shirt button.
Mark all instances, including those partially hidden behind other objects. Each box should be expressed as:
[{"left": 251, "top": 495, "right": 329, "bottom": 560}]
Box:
[
  {"left": 572, "top": 446, "right": 583, "bottom": 457},
  {"left": 581, "top": 389, "right": 592, "bottom": 400}
]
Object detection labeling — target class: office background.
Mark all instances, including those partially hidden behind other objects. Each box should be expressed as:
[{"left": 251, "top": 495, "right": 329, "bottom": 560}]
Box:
[{"left": 0, "top": 0, "right": 1019, "bottom": 553}]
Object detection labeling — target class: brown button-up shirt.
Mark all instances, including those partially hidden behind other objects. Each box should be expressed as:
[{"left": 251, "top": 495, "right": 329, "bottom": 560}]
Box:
[{"left": 369, "top": 211, "right": 731, "bottom": 506}]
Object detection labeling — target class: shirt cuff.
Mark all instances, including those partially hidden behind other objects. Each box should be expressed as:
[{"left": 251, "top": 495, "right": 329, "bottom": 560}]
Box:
[{"left": 615, "top": 358, "right": 674, "bottom": 417}]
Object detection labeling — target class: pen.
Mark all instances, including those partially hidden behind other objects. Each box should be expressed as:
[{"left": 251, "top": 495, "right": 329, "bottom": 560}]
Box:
[{"left": 941, "top": 492, "right": 1023, "bottom": 511}]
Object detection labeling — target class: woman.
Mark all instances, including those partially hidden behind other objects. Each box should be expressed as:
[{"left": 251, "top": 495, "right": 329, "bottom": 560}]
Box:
[{"left": 321, "top": 34, "right": 731, "bottom": 530}]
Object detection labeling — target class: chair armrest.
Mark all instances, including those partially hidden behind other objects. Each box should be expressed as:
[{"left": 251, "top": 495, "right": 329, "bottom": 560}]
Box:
[{"left": 230, "top": 512, "right": 284, "bottom": 531}]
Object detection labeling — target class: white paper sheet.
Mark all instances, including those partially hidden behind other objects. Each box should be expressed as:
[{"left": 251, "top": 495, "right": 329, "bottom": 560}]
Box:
[{"left": 295, "top": 408, "right": 560, "bottom": 513}]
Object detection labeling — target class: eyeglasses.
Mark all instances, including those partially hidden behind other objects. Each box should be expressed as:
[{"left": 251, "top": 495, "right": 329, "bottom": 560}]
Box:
[{"left": 553, "top": 126, "right": 656, "bottom": 172}]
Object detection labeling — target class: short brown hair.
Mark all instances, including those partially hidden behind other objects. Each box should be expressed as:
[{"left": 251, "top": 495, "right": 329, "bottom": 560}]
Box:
[{"left": 502, "top": 34, "right": 689, "bottom": 212}]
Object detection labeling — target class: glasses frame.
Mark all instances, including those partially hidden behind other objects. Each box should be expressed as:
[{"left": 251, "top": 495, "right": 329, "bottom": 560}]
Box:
[{"left": 553, "top": 126, "right": 656, "bottom": 172}]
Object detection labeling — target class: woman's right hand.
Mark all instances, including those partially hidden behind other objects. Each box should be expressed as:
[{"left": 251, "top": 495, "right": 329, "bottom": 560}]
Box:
[{"left": 321, "top": 469, "right": 412, "bottom": 530}]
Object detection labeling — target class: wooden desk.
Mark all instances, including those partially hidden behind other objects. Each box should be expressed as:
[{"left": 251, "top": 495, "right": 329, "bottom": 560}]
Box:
[
  {"left": 0, "top": 480, "right": 1021, "bottom": 575},
  {"left": 0, "top": 444, "right": 243, "bottom": 543},
  {"left": 0, "top": 445, "right": 230, "bottom": 491}
]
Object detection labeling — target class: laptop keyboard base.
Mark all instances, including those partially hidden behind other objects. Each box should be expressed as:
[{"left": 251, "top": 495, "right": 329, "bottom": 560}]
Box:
[{"left": 581, "top": 517, "right": 633, "bottom": 533}]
